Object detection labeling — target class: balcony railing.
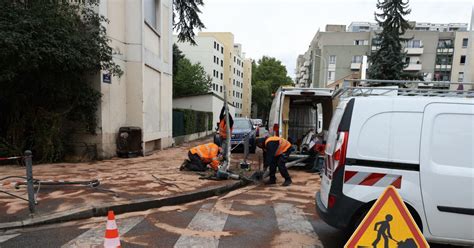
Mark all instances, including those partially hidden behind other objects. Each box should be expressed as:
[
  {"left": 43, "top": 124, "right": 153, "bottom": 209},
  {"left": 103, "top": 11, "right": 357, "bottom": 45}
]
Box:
[
  {"left": 437, "top": 48, "right": 454, "bottom": 54},
  {"left": 404, "top": 63, "right": 422, "bottom": 71},
  {"left": 435, "top": 64, "right": 452, "bottom": 71},
  {"left": 405, "top": 47, "right": 424, "bottom": 55},
  {"left": 350, "top": 63, "right": 361, "bottom": 70}
]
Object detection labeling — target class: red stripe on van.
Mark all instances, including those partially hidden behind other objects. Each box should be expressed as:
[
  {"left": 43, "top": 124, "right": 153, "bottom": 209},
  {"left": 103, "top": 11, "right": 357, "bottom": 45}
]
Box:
[
  {"left": 359, "top": 173, "right": 385, "bottom": 186},
  {"left": 344, "top": 171, "right": 358, "bottom": 183},
  {"left": 391, "top": 176, "right": 402, "bottom": 189}
]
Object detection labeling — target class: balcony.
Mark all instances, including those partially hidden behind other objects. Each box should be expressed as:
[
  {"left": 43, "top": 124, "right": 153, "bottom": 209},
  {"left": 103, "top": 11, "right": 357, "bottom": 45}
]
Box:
[
  {"left": 404, "top": 63, "right": 422, "bottom": 71},
  {"left": 437, "top": 48, "right": 454, "bottom": 54},
  {"left": 405, "top": 47, "right": 424, "bottom": 55},
  {"left": 435, "top": 64, "right": 452, "bottom": 71},
  {"left": 350, "top": 63, "right": 361, "bottom": 70}
]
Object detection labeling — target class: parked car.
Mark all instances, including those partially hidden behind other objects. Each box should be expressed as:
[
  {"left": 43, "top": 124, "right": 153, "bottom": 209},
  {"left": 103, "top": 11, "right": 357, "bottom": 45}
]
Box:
[
  {"left": 316, "top": 96, "right": 474, "bottom": 246},
  {"left": 230, "top": 118, "right": 256, "bottom": 153}
]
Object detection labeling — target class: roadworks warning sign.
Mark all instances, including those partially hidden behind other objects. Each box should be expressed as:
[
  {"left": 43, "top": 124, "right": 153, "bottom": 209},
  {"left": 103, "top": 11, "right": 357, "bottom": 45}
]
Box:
[{"left": 345, "top": 186, "right": 429, "bottom": 248}]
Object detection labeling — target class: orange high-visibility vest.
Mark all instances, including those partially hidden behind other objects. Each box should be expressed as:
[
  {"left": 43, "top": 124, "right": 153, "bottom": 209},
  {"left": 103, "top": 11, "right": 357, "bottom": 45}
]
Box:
[
  {"left": 265, "top": 136, "right": 292, "bottom": 156},
  {"left": 190, "top": 143, "right": 220, "bottom": 170},
  {"left": 219, "top": 121, "right": 233, "bottom": 139}
]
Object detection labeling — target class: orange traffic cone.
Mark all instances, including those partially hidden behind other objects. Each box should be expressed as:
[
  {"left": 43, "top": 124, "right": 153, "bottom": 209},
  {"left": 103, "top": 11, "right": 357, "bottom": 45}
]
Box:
[{"left": 104, "top": 210, "right": 121, "bottom": 248}]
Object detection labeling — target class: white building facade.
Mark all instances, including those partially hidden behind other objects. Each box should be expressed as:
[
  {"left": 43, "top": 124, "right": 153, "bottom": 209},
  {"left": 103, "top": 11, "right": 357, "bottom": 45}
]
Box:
[
  {"left": 174, "top": 33, "right": 252, "bottom": 117},
  {"left": 76, "top": 0, "right": 174, "bottom": 159}
]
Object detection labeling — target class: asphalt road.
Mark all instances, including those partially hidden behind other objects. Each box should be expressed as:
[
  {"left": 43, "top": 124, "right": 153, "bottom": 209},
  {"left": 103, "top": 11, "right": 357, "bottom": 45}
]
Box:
[{"left": 0, "top": 170, "right": 470, "bottom": 248}]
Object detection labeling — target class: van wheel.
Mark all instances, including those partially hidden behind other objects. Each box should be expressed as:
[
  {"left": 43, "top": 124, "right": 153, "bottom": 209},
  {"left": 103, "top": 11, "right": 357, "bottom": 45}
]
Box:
[{"left": 345, "top": 207, "right": 369, "bottom": 238}]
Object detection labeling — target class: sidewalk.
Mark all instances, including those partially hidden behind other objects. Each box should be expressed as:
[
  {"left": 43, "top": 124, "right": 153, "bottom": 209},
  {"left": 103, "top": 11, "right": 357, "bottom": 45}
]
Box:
[{"left": 0, "top": 137, "right": 258, "bottom": 228}]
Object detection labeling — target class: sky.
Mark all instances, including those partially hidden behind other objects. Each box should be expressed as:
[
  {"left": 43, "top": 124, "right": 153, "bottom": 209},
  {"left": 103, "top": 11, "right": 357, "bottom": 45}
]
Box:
[{"left": 198, "top": 0, "right": 473, "bottom": 78}]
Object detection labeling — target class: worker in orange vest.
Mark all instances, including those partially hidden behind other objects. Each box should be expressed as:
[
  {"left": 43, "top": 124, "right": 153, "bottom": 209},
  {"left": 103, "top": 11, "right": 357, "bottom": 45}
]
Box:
[
  {"left": 217, "top": 105, "right": 233, "bottom": 155},
  {"left": 256, "top": 136, "right": 293, "bottom": 186},
  {"left": 180, "top": 142, "right": 223, "bottom": 172}
]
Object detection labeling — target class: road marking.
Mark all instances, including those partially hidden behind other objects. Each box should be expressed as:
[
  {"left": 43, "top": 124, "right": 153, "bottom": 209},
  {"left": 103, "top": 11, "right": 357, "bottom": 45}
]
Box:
[
  {"left": 61, "top": 216, "right": 143, "bottom": 248},
  {"left": 174, "top": 201, "right": 232, "bottom": 248},
  {"left": 274, "top": 203, "right": 322, "bottom": 247},
  {"left": 0, "top": 233, "right": 20, "bottom": 243}
]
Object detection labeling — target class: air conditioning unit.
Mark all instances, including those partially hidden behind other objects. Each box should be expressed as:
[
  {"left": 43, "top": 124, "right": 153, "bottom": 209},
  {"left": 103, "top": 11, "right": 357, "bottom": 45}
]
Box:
[{"left": 116, "top": 127, "right": 142, "bottom": 158}]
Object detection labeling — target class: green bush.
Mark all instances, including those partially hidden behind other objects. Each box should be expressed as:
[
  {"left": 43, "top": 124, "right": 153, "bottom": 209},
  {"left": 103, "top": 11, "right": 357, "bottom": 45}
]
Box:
[{"left": 173, "top": 109, "right": 212, "bottom": 137}]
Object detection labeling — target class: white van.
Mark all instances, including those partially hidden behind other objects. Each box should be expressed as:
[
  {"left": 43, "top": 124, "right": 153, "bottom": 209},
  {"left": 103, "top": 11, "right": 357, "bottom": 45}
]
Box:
[
  {"left": 316, "top": 95, "right": 474, "bottom": 245},
  {"left": 268, "top": 87, "right": 334, "bottom": 164}
]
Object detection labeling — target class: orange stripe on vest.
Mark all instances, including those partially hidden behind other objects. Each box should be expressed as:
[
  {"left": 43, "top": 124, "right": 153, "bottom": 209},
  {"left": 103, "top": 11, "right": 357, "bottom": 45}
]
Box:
[{"left": 265, "top": 136, "right": 291, "bottom": 156}]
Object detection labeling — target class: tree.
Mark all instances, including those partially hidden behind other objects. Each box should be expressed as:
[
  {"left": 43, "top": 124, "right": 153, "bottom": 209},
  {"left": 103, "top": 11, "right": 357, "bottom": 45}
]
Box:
[
  {"left": 368, "top": 0, "right": 412, "bottom": 80},
  {"left": 0, "top": 0, "right": 122, "bottom": 162},
  {"left": 251, "top": 56, "right": 293, "bottom": 119},
  {"left": 173, "top": 0, "right": 206, "bottom": 45},
  {"left": 173, "top": 45, "right": 212, "bottom": 97},
  {"left": 173, "top": 44, "right": 185, "bottom": 75}
]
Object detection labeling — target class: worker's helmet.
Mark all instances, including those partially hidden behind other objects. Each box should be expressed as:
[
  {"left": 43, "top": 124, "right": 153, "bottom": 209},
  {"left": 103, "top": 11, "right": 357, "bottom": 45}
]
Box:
[{"left": 256, "top": 137, "right": 267, "bottom": 149}]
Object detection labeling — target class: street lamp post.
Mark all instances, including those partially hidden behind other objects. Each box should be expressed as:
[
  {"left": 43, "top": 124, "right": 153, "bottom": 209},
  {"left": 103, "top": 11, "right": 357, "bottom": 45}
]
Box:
[{"left": 313, "top": 54, "right": 327, "bottom": 88}]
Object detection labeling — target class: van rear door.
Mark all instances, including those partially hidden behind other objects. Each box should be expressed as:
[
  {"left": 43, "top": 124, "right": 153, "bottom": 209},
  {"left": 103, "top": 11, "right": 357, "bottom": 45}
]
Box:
[
  {"left": 420, "top": 103, "right": 474, "bottom": 241},
  {"left": 320, "top": 99, "right": 351, "bottom": 208}
]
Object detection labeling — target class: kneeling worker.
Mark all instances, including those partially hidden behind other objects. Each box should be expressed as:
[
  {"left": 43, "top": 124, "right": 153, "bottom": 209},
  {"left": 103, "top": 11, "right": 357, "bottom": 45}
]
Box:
[
  {"left": 256, "top": 136, "right": 293, "bottom": 186},
  {"left": 180, "top": 142, "right": 222, "bottom": 172}
]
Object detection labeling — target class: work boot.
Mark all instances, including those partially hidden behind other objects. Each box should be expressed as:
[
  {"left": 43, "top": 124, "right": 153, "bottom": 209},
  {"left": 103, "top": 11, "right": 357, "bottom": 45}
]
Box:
[
  {"left": 282, "top": 178, "right": 292, "bottom": 187},
  {"left": 179, "top": 160, "right": 189, "bottom": 171},
  {"left": 265, "top": 179, "right": 276, "bottom": 185}
]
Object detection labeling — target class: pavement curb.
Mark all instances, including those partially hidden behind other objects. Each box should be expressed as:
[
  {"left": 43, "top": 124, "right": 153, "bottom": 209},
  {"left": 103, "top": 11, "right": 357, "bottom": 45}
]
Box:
[{"left": 0, "top": 179, "right": 250, "bottom": 231}]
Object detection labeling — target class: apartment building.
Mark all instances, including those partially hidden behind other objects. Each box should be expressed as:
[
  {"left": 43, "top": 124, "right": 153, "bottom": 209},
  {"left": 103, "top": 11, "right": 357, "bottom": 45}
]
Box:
[
  {"left": 242, "top": 58, "right": 253, "bottom": 117},
  {"left": 296, "top": 21, "right": 471, "bottom": 89},
  {"left": 174, "top": 32, "right": 252, "bottom": 117},
  {"left": 76, "top": 0, "right": 174, "bottom": 159}
]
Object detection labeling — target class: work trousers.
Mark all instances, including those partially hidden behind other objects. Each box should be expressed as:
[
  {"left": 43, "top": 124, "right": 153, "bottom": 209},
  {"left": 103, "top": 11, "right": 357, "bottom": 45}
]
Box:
[
  {"left": 269, "top": 150, "right": 291, "bottom": 182},
  {"left": 185, "top": 152, "right": 207, "bottom": 172}
]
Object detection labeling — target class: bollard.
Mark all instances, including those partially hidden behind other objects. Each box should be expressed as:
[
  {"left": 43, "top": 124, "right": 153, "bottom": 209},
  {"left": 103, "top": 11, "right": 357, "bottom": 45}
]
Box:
[
  {"left": 25, "top": 150, "right": 35, "bottom": 214},
  {"left": 244, "top": 134, "right": 249, "bottom": 160}
]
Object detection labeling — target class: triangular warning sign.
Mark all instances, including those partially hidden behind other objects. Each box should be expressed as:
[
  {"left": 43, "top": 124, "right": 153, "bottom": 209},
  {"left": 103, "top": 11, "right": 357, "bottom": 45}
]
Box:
[{"left": 345, "top": 186, "right": 429, "bottom": 248}]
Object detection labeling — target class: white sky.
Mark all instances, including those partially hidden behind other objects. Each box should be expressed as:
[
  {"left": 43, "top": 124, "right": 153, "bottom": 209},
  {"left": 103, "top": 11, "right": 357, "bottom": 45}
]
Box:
[{"left": 198, "top": 0, "right": 473, "bottom": 78}]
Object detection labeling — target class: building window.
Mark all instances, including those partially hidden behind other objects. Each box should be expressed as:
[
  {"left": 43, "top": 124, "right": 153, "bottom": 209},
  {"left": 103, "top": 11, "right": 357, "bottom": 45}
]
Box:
[
  {"left": 233, "top": 91, "right": 235, "bottom": 97},
  {"left": 352, "top": 55, "right": 362, "bottom": 63},
  {"left": 214, "top": 42, "right": 216, "bottom": 49},
  {"left": 217, "top": 44, "right": 220, "bottom": 50},
  {"left": 234, "top": 56, "right": 236, "bottom": 62},
  {"left": 221, "top": 60, "right": 223, "bottom": 67},
  {"left": 462, "top": 38, "right": 468, "bottom": 48},
  {"left": 329, "top": 55, "right": 336, "bottom": 64},
  {"left": 234, "top": 68, "right": 236, "bottom": 74},
  {"left": 407, "top": 40, "right": 422, "bottom": 48},
  {"left": 144, "top": 0, "right": 160, "bottom": 30},
  {"left": 221, "top": 47, "right": 224, "bottom": 54},
  {"left": 460, "top": 55, "right": 466, "bottom": 65},
  {"left": 458, "top": 72, "right": 464, "bottom": 82},
  {"left": 216, "top": 57, "right": 219, "bottom": 64},
  {"left": 220, "top": 73, "right": 223, "bottom": 80},
  {"left": 354, "top": 40, "right": 368, "bottom": 45},
  {"left": 213, "top": 56, "right": 216, "bottom": 63},
  {"left": 438, "top": 39, "right": 453, "bottom": 48},
  {"left": 327, "top": 71, "right": 335, "bottom": 82},
  {"left": 220, "top": 86, "right": 223, "bottom": 92}
]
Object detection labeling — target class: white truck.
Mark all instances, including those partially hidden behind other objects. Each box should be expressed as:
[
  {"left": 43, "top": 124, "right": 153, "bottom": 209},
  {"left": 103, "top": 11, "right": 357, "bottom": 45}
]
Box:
[
  {"left": 267, "top": 87, "right": 334, "bottom": 166},
  {"left": 316, "top": 80, "right": 474, "bottom": 246}
]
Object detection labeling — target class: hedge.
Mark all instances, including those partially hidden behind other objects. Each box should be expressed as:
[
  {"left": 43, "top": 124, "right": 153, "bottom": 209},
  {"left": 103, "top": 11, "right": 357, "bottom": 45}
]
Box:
[{"left": 172, "top": 109, "right": 213, "bottom": 137}]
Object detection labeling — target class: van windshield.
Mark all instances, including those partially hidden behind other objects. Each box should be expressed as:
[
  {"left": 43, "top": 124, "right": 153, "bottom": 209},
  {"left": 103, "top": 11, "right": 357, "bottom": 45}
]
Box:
[{"left": 325, "top": 103, "right": 346, "bottom": 155}]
